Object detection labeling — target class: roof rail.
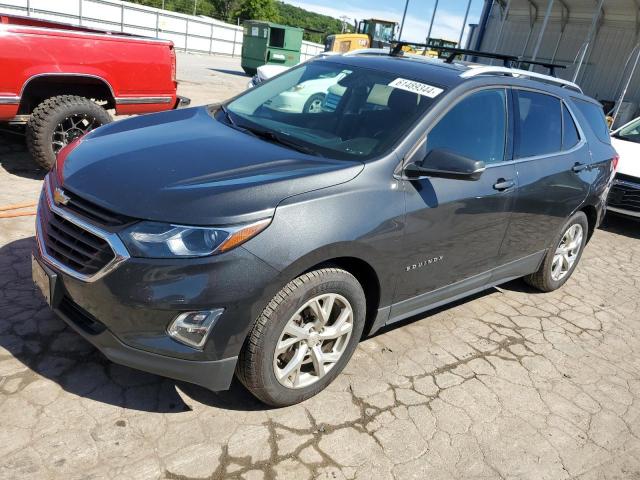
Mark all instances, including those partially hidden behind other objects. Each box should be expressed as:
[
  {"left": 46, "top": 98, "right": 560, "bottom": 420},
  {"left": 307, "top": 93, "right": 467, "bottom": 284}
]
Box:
[
  {"left": 433, "top": 46, "right": 567, "bottom": 76},
  {"left": 390, "top": 41, "right": 519, "bottom": 67},
  {"left": 390, "top": 42, "right": 567, "bottom": 77},
  {"left": 460, "top": 66, "right": 583, "bottom": 93}
]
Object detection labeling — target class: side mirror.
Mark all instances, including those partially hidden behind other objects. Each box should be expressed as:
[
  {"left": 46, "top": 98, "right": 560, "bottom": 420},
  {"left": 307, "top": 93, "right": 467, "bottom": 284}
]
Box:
[{"left": 404, "top": 148, "right": 486, "bottom": 181}]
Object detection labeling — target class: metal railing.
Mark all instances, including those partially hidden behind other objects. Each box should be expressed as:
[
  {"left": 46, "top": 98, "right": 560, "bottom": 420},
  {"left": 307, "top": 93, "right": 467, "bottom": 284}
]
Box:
[{"left": 1, "top": 0, "right": 323, "bottom": 59}]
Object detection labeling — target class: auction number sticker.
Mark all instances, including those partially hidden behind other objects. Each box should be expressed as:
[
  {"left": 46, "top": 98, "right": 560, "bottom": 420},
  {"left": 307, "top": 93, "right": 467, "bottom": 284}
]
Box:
[{"left": 388, "top": 78, "right": 443, "bottom": 98}]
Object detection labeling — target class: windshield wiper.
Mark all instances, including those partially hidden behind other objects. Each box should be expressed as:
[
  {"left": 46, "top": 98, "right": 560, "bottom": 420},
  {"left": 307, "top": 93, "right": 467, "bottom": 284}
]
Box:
[
  {"left": 219, "top": 104, "right": 236, "bottom": 126},
  {"left": 240, "top": 125, "right": 322, "bottom": 157}
]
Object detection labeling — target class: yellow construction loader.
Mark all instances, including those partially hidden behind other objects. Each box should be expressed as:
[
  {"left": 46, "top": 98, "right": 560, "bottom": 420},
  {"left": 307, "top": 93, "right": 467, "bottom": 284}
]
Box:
[
  {"left": 325, "top": 19, "right": 457, "bottom": 59},
  {"left": 324, "top": 19, "right": 397, "bottom": 53}
]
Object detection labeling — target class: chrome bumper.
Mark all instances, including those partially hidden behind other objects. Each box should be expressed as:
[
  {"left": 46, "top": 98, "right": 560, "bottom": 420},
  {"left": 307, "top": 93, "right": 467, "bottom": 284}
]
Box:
[{"left": 174, "top": 95, "right": 191, "bottom": 109}]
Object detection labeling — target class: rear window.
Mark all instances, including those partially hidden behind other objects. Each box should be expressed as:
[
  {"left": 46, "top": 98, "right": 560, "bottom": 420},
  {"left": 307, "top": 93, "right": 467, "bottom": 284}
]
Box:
[
  {"left": 571, "top": 98, "right": 611, "bottom": 144},
  {"left": 514, "top": 90, "right": 562, "bottom": 159}
]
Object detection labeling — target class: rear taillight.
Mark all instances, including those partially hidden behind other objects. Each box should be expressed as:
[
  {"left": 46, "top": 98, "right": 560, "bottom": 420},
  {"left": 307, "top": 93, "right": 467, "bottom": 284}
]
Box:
[
  {"left": 612, "top": 154, "right": 619, "bottom": 171},
  {"left": 169, "top": 44, "right": 176, "bottom": 83}
]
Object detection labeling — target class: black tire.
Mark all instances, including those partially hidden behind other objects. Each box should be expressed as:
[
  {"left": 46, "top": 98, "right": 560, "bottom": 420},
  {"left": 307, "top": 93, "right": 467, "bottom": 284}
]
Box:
[
  {"left": 524, "top": 211, "right": 589, "bottom": 292},
  {"left": 303, "top": 93, "right": 325, "bottom": 114},
  {"left": 237, "top": 268, "right": 366, "bottom": 407},
  {"left": 26, "top": 95, "right": 112, "bottom": 170}
]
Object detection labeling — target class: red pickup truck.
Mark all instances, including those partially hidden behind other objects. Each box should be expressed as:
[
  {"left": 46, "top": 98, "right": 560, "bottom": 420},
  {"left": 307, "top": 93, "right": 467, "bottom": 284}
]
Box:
[{"left": 0, "top": 14, "right": 189, "bottom": 169}]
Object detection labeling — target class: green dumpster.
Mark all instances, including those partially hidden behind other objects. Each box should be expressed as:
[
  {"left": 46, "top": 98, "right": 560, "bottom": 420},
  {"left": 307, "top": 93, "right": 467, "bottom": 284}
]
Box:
[{"left": 241, "top": 21, "right": 304, "bottom": 76}]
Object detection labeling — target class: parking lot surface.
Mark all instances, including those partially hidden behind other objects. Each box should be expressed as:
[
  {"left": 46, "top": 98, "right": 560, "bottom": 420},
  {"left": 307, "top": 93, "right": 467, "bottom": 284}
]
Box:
[{"left": 2, "top": 53, "right": 640, "bottom": 480}]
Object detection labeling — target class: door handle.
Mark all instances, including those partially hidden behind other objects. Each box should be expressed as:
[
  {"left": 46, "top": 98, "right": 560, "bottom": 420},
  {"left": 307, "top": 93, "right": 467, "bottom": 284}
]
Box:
[
  {"left": 572, "top": 162, "right": 588, "bottom": 173},
  {"left": 493, "top": 179, "right": 515, "bottom": 191}
]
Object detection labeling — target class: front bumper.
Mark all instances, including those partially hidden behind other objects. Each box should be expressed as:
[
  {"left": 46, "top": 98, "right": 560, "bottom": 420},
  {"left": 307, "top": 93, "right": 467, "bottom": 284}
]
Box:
[
  {"left": 33, "top": 175, "right": 281, "bottom": 390},
  {"left": 607, "top": 174, "right": 640, "bottom": 219},
  {"left": 174, "top": 95, "right": 191, "bottom": 109},
  {"left": 40, "top": 256, "right": 237, "bottom": 391},
  {"left": 264, "top": 92, "right": 304, "bottom": 113}
]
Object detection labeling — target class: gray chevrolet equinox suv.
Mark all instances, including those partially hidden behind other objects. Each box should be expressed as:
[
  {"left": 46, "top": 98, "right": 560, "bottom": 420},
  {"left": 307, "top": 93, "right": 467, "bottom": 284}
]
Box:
[{"left": 33, "top": 51, "right": 617, "bottom": 406}]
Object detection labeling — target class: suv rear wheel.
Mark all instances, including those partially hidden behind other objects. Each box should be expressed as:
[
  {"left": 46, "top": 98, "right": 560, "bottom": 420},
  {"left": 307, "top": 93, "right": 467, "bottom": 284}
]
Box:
[
  {"left": 26, "top": 95, "right": 112, "bottom": 170},
  {"left": 524, "top": 211, "right": 588, "bottom": 292},
  {"left": 237, "top": 268, "right": 366, "bottom": 407}
]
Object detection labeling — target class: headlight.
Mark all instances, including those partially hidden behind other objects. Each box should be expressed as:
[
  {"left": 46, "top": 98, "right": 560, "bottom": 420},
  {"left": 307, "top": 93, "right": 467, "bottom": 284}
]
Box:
[{"left": 119, "top": 218, "right": 270, "bottom": 258}]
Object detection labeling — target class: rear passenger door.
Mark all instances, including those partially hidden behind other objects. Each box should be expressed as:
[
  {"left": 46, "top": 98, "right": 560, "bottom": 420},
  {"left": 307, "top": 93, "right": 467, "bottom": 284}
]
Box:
[{"left": 497, "top": 89, "right": 591, "bottom": 266}]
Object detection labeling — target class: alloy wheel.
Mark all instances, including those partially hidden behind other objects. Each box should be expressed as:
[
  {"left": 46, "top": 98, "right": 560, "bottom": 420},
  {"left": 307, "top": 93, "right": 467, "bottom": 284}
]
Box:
[
  {"left": 551, "top": 224, "right": 584, "bottom": 281},
  {"left": 307, "top": 98, "right": 323, "bottom": 113},
  {"left": 52, "top": 114, "right": 99, "bottom": 154},
  {"left": 274, "top": 293, "right": 353, "bottom": 389}
]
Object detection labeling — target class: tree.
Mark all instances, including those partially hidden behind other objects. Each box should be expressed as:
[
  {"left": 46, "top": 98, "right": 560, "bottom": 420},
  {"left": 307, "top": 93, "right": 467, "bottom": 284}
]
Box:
[
  {"left": 211, "top": 0, "right": 241, "bottom": 22},
  {"left": 234, "top": 0, "right": 279, "bottom": 23},
  {"left": 274, "top": 1, "right": 345, "bottom": 43}
]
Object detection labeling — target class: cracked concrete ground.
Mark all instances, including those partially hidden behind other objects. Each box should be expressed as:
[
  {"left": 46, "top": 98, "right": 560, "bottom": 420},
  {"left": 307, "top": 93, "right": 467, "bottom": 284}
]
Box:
[{"left": 2, "top": 53, "right": 640, "bottom": 480}]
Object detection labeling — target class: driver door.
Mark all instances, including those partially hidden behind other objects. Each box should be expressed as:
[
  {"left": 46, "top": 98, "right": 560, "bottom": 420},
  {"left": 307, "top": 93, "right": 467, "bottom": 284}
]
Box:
[{"left": 391, "top": 88, "right": 517, "bottom": 320}]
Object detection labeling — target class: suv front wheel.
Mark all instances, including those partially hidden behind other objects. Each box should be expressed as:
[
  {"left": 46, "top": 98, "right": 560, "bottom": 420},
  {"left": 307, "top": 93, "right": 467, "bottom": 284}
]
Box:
[
  {"left": 525, "top": 211, "right": 588, "bottom": 292},
  {"left": 237, "top": 268, "right": 366, "bottom": 407}
]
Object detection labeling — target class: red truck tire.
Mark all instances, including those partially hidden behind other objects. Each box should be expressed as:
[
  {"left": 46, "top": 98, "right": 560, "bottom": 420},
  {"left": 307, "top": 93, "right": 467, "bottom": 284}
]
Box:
[{"left": 26, "top": 95, "right": 112, "bottom": 170}]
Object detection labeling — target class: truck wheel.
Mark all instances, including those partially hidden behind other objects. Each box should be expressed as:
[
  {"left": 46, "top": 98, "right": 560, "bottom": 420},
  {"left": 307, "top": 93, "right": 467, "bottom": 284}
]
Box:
[
  {"left": 237, "top": 268, "right": 366, "bottom": 407},
  {"left": 26, "top": 95, "right": 112, "bottom": 170},
  {"left": 524, "top": 211, "right": 588, "bottom": 292}
]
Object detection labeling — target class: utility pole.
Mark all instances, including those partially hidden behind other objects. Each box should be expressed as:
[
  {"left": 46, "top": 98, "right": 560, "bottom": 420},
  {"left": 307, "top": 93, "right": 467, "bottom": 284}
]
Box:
[
  {"left": 531, "top": 0, "right": 554, "bottom": 62},
  {"left": 612, "top": 44, "right": 640, "bottom": 128},
  {"left": 398, "top": 0, "right": 410, "bottom": 41},
  {"left": 424, "top": 0, "right": 439, "bottom": 55},
  {"left": 572, "top": 0, "right": 605, "bottom": 82},
  {"left": 426, "top": 0, "right": 439, "bottom": 42},
  {"left": 457, "top": 0, "right": 472, "bottom": 48},
  {"left": 193, "top": 0, "right": 198, "bottom": 16}
]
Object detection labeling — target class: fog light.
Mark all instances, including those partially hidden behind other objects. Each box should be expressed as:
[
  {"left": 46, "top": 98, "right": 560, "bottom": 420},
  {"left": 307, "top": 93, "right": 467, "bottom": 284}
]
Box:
[{"left": 167, "top": 309, "right": 224, "bottom": 349}]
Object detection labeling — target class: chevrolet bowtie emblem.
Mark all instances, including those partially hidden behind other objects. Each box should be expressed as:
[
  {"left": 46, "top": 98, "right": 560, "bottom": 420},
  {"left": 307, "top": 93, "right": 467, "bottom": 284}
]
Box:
[{"left": 53, "top": 187, "right": 70, "bottom": 206}]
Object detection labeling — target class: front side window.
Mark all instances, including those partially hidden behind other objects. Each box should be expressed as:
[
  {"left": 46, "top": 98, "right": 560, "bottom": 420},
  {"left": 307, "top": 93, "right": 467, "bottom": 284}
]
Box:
[
  {"left": 426, "top": 89, "right": 507, "bottom": 164},
  {"left": 225, "top": 60, "right": 442, "bottom": 159},
  {"left": 614, "top": 117, "right": 640, "bottom": 144},
  {"left": 514, "top": 90, "right": 562, "bottom": 158}
]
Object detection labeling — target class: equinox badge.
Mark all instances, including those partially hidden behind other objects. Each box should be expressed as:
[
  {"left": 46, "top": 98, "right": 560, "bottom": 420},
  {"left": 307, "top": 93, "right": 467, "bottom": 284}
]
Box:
[{"left": 405, "top": 255, "right": 444, "bottom": 272}]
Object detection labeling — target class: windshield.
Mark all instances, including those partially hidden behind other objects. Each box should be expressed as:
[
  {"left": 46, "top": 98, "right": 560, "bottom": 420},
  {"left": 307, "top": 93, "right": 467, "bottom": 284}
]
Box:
[
  {"left": 616, "top": 117, "right": 640, "bottom": 144},
  {"left": 225, "top": 60, "right": 442, "bottom": 159},
  {"left": 373, "top": 23, "right": 394, "bottom": 42}
]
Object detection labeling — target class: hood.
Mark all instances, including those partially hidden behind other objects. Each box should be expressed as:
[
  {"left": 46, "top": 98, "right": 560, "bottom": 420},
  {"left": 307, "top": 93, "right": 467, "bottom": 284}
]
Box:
[
  {"left": 611, "top": 137, "right": 640, "bottom": 179},
  {"left": 257, "top": 64, "right": 291, "bottom": 81},
  {"left": 60, "top": 106, "right": 364, "bottom": 225}
]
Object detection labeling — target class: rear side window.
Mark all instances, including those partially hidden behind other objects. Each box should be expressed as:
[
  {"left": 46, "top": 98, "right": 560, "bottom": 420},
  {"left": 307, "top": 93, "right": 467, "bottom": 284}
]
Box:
[
  {"left": 571, "top": 98, "right": 611, "bottom": 144},
  {"left": 562, "top": 104, "right": 580, "bottom": 150},
  {"left": 514, "top": 90, "right": 562, "bottom": 158},
  {"left": 427, "top": 89, "right": 507, "bottom": 164}
]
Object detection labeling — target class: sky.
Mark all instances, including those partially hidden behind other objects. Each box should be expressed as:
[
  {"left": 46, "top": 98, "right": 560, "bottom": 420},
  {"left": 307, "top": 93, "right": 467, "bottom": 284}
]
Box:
[{"left": 282, "top": 0, "right": 486, "bottom": 46}]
